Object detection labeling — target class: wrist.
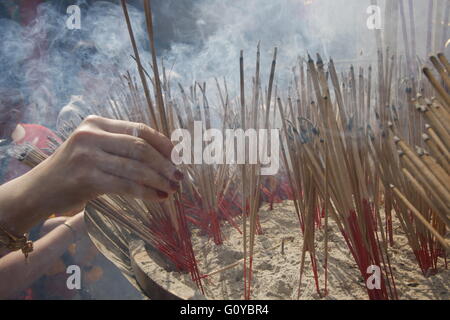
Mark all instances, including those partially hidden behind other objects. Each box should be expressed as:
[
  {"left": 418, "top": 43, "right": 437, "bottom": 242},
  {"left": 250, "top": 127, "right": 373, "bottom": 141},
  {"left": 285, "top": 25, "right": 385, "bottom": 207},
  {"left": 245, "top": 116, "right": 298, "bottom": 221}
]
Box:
[
  {"left": 0, "top": 160, "right": 65, "bottom": 235},
  {"left": 0, "top": 173, "right": 46, "bottom": 235}
]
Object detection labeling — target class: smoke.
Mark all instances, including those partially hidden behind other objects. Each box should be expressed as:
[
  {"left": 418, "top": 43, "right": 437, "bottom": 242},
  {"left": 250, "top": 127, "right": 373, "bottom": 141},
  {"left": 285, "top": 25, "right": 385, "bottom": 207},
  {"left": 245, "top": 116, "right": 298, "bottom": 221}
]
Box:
[
  {"left": 0, "top": 1, "right": 148, "bottom": 129},
  {"left": 0, "top": 0, "right": 443, "bottom": 128},
  {"left": 0, "top": 0, "right": 447, "bottom": 300},
  {"left": 163, "top": 0, "right": 377, "bottom": 91},
  {"left": 161, "top": 0, "right": 444, "bottom": 94}
]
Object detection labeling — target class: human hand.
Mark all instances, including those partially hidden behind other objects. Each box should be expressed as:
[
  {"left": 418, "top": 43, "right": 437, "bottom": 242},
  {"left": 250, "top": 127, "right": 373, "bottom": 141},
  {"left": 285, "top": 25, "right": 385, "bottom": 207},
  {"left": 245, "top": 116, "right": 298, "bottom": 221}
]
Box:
[
  {"left": 39, "top": 216, "right": 70, "bottom": 237},
  {"left": 30, "top": 116, "right": 183, "bottom": 215},
  {"left": 65, "top": 211, "right": 86, "bottom": 239}
]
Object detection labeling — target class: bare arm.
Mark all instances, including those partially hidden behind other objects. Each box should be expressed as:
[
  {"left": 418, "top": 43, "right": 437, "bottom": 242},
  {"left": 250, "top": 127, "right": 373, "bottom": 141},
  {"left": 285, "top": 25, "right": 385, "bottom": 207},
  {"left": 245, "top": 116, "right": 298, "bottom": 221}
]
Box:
[
  {"left": 0, "top": 212, "right": 85, "bottom": 299},
  {"left": 0, "top": 116, "right": 182, "bottom": 237},
  {"left": 0, "top": 170, "right": 62, "bottom": 236}
]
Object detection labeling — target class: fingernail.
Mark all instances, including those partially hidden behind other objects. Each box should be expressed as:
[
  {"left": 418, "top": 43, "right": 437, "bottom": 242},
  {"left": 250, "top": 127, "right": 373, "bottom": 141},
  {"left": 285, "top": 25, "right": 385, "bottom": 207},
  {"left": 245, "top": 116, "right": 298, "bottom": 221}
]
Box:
[
  {"left": 170, "top": 181, "right": 180, "bottom": 191},
  {"left": 174, "top": 169, "right": 184, "bottom": 181},
  {"left": 156, "top": 190, "right": 168, "bottom": 199}
]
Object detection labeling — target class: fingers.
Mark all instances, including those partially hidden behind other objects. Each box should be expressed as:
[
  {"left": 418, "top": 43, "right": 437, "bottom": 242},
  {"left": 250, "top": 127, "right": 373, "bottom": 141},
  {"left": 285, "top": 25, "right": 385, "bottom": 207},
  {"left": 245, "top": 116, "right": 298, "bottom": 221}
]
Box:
[
  {"left": 95, "top": 169, "right": 170, "bottom": 202},
  {"left": 96, "top": 150, "right": 180, "bottom": 194},
  {"left": 86, "top": 116, "right": 174, "bottom": 159},
  {"left": 69, "top": 116, "right": 184, "bottom": 203},
  {"left": 40, "top": 217, "right": 70, "bottom": 236},
  {"left": 95, "top": 132, "right": 183, "bottom": 182},
  {"left": 66, "top": 211, "right": 86, "bottom": 235}
]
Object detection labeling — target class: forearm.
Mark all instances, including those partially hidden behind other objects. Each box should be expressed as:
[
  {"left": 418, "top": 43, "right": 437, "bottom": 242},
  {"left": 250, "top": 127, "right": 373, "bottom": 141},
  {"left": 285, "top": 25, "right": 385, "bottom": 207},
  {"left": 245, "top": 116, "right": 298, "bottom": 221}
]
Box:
[
  {"left": 0, "top": 223, "right": 76, "bottom": 299},
  {"left": 0, "top": 161, "right": 58, "bottom": 235}
]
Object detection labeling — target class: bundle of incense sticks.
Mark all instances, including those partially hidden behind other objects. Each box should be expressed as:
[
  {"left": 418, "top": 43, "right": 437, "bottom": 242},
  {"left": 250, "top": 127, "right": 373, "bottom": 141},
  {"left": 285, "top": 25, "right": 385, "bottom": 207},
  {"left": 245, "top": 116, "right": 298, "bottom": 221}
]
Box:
[
  {"left": 18, "top": 48, "right": 450, "bottom": 302},
  {"left": 13, "top": 0, "right": 450, "bottom": 301},
  {"left": 387, "top": 54, "right": 449, "bottom": 273},
  {"left": 175, "top": 79, "right": 243, "bottom": 245},
  {"left": 368, "top": 50, "right": 449, "bottom": 277},
  {"left": 278, "top": 53, "right": 399, "bottom": 299}
]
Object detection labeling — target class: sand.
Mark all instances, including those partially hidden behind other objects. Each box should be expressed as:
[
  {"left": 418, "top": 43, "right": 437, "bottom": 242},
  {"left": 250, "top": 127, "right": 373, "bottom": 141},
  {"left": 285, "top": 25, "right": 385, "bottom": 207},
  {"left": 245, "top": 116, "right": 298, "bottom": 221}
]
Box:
[{"left": 166, "top": 201, "right": 449, "bottom": 300}]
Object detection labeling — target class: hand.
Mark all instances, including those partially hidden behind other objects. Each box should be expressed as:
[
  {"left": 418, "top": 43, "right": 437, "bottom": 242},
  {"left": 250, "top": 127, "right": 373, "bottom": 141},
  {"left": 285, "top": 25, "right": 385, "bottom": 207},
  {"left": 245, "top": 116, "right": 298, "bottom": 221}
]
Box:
[
  {"left": 28, "top": 116, "right": 184, "bottom": 216},
  {"left": 65, "top": 211, "right": 86, "bottom": 237}
]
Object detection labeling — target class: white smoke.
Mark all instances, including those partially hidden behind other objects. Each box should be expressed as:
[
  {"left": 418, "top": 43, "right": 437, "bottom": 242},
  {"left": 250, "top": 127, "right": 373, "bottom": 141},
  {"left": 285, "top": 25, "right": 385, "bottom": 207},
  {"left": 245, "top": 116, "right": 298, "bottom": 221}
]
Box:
[
  {"left": 0, "top": 1, "right": 148, "bottom": 128},
  {"left": 164, "top": 0, "right": 377, "bottom": 90}
]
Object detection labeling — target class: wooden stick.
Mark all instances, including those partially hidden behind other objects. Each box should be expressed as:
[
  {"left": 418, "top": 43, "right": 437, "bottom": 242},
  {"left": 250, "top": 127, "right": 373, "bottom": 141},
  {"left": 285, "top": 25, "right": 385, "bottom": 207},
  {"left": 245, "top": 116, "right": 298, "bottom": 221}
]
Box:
[
  {"left": 423, "top": 67, "right": 450, "bottom": 106},
  {"left": 391, "top": 185, "right": 449, "bottom": 252},
  {"left": 120, "top": 0, "right": 158, "bottom": 130}
]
